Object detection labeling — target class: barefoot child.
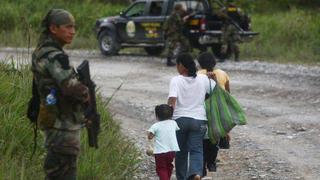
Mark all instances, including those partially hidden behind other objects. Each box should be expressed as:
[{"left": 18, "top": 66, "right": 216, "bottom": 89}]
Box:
[{"left": 147, "top": 104, "right": 180, "bottom": 180}]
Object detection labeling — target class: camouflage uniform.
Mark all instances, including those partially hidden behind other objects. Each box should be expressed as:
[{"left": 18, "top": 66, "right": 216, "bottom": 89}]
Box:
[
  {"left": 163, "top": 6, "right": 191, "bottom": 66},
  {"left": 220, "top": 2, "right": 243, "bottom": 62},
  {"left": 32, "top": 9, "right": 88, "bottom": 180},
  {"left": 221, "top": 22, "right": 241, "bottom": 61}
]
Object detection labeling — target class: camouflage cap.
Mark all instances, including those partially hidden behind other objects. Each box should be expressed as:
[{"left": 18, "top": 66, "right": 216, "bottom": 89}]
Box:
[{"left": 42, "top": 9, "right": 75, "bottom": 28}]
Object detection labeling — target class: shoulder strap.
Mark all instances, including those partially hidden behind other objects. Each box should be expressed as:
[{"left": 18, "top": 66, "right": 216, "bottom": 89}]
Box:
[
  {"left": 35, "top": 41, "right": 63, "bottom": 60},
  {"left": 35, "top": 47, "right": 61, "bottom": 60}
]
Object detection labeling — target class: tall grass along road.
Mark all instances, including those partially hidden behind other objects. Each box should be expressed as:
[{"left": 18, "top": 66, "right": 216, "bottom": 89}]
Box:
[{"left": 0, "top": 53, "right": 139, "bottom": 179}]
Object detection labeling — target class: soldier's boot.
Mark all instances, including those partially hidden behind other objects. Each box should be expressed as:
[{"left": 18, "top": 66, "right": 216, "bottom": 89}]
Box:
[
  {"left": 166, "top": 57, "right": 176, "bottom": 67},
  {"left": 234, "top": 46, "right": 240, "bottom": 62},
  {"left": 234, "top": 52, "right": 239, "bottom": 62}
]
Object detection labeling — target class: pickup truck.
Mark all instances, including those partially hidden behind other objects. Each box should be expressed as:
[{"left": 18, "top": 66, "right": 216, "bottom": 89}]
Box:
[{"left": 94, "top": 0, "right": 258, "bottom": 58}]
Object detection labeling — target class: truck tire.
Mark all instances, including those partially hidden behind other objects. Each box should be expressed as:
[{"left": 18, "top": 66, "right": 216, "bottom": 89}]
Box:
[
  {"left": 98, "top": 30, "right": 119, "bottom": 56},
  {"left": 144, "top": 47, "right": 164, "bottom": 56},
  {"left": 211, "top": 43, "right": 231, "bottom": 61}
]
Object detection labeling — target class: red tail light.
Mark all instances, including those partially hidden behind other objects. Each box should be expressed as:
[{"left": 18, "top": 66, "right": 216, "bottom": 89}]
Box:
[{"left": 200, "top": 18, "right": 206, "bottom": 32}]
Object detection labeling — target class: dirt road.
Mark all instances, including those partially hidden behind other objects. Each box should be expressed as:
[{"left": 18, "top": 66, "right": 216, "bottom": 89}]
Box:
[{"left": 1, "top": 49, "right": 319, "bottom": 179}]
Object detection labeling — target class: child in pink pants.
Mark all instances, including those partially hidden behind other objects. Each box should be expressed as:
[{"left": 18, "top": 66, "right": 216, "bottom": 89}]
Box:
[{"left": 147, "top": 104, "right": 180, "bottom": 180}]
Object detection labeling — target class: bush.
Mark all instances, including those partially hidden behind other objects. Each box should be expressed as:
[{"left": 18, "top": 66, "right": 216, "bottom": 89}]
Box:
[
  {"left": 0, "top": 60, "right": 139, "bottom": 179},
  {"left": 0, "top": 0, "right": 126, "bottom": 48},
  {"left": 0, "top": 3, "right": 18, "bottom": 31},
  {"left": 237, "top": 0, "right": 320, "bottom": 13},
  {"left": 241, "top": 8, "right": 320, "bottom": 64}
]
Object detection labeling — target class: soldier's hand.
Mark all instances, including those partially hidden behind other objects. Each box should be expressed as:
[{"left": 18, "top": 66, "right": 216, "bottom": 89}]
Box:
[
  {"left": 221, "top": 44, "right": 228, "bottom": 54},
  {"left": 183, "top": 15, "right": 189, "bottom": 22},
  {"left": 82, "top": 88, "right": 90, "bottom": 104},
  {"left": 61, "top": 80, "right": 90, "bottom": 103},
  {"left": 85, "top": 118, "right": 92, "bottom": 128}
]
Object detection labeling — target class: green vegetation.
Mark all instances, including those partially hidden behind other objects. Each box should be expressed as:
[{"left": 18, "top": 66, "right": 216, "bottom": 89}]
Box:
[
  {"left": 0, "top": 60, "right": 140, "bottom": 179},
  {"left": 231, "top": 0, "right": 320, "bottom": 64},
  {"left": 241, "top": 9, "right": 320, "bottom": 64},
  {"left": 0, "top": 0, "right": 319, "bottom": 64},
  {"left": 0, "top": 0, "right": 127, "bottom": 48},
  {"left": 237, "top": 0, "right": 320, "bottom": 13}
]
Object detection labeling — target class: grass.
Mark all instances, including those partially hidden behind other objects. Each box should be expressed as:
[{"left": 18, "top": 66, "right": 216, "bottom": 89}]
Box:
[
  {"left": 0, "top": 59, "right": 140, "bottom": 179},
  {"left": 0, "top": 0, "right": 126, "bottom": 49},
  {"left": 240, "top": 8, "right": 320, "bottom": 64}
]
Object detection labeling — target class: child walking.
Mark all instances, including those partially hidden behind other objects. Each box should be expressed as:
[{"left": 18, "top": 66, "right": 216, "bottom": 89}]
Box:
[
  {"left": 147, "top": 104, "right": 180, "bottom": 180},
  {"left": 197, "top": 52, "right": 231, "bottom": 176}
]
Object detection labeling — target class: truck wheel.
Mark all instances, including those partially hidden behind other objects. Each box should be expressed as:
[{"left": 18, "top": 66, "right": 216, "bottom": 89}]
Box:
[
  {"left": 98, "top": 30, "right": 119, "bottom": 56},
  {"left": 211, "top": 44, "right": 231, "bottom": 61},
  {"left": 144, "top": 47, "right": 164, "bottom": 56}
]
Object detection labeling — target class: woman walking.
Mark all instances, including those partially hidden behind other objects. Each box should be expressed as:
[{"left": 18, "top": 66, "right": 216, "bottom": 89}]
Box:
[{"left": 168, "top": 53, "right": 215, "bottom": 180}]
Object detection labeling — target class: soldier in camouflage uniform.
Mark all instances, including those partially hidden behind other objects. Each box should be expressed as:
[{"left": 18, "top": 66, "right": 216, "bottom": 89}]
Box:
[
  {"left": 31, "top": 9, "right": 89, "bottom": 180},
  {"left": 163, "top": 3, "right": 191, "bottom": 66},
  {"left": 220, "top": 0, "right": 243, "bottom": 62}
]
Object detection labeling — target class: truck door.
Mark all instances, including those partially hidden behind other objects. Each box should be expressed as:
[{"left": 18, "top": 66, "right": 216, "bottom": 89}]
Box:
[
  {"left": 116, "top": 1, "right": 147, "bottom": 43},
  {"left": 140, "top": 1, "right": 166, "bottom": 43}
]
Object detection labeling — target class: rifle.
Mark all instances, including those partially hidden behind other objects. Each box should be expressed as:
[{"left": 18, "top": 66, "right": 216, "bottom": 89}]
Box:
[
  {"left": 213, "top": 0, "right": 245, "bottom": 33},
  {"left": 77, "top": 60, "right": 100, "bottom": 148},
  {"left": 27, "top": 77, "right": 40, "bottom": 159},
  {"left": 27, "top": 78, "right": 40, "bottom": 123}
]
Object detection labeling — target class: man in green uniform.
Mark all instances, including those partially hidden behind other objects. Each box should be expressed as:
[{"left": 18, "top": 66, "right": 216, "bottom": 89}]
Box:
[
  {"left": 31, "top": 9, "right": 89, "bottom": 179},
  {"left": 163, "top": 3, "right": 191, "bottom": 66},
  {"left": 220, "top": 0, "right": 243, "bottom": 62}
]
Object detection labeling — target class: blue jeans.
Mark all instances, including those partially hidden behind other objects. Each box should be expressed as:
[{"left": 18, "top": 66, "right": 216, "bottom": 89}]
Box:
[{"left": 175, "top": 117, "right": 207, "bottom": 180}]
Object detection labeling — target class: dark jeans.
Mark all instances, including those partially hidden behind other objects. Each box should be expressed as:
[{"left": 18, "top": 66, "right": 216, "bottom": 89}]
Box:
[
  {"left": 175, "top": 117, "right": 207, "bottom": 180},
  {"left": 155, "top": 151, "right": 176, "bottom": 180},
  {"left": 203, "top": 139, "right": 219, "bottom": 176},
  {"left": 44, "top": 150, "right": 77, "bottom": 180}
]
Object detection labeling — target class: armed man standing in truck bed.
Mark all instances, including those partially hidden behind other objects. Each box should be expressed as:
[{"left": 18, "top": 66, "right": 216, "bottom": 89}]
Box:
[
  {"left": 31, "top": 9, "right": 90, "bottom": 179},
  {"left": 163, "top": 3, "right": 191, "bottom": 66}
]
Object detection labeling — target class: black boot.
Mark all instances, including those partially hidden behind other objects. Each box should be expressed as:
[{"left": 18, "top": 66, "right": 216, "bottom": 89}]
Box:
[
  {"left": 208, "top": 163, "right": 217, "bottom": 172},
  {"left": 203, "top": 167, "right": 207, "bottom": 177},
  {"left": 166, "top": 57, "right": 176, "bottom": 66},
  {"left": 234, "top": 48, "right": 240, "bottom": 62},
  {"left": 234, "top": 53, "right": 239, "bottom": 62}
]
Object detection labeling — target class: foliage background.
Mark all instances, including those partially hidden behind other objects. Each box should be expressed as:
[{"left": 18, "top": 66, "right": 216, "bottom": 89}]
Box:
[
  {"left": 0, "top": 0, "right": 319, "bottom": 63},
  {"left": 0, "top": 0, "right": 128, "bottom": 48}
]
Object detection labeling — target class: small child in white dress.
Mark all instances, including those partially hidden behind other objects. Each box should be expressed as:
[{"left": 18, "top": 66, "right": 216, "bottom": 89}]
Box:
[{"left": 147, "top": 104, "right": 180, "bottom": 180}]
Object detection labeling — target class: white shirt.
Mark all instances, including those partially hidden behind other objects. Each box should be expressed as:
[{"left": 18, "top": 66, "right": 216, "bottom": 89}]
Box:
[
  {"left": 168, "top": 74, "right": 215, "bottom": 120},
  {"left": 147, "top": 120, "right": 180, "bottom": 154}
]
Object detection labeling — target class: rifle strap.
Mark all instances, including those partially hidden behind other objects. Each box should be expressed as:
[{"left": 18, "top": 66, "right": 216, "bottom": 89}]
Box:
[{"left": 30, "top": 76, "right": 38, "bottom": 160}]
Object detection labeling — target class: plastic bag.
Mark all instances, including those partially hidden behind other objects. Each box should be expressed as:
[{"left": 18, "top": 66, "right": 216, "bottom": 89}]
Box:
[{"left": 205, "top": 83, "right": 247, "bottom": 144}]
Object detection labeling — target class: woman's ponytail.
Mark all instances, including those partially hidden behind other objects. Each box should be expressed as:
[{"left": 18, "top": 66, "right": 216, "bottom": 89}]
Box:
[{"left": 176, "top": 53, "right": 197, "bottom": 78}]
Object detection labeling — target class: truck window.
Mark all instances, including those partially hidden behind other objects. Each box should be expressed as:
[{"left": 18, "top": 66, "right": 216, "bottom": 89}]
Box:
[
  {"left": 174, "top": 0, "right": 205, "bottom": 13},
  {"left": 149, "top": 2, "right": 163, "bottom": 16},
  {"left": 125, "top": 2, "right": 146, "bottom": 17}
]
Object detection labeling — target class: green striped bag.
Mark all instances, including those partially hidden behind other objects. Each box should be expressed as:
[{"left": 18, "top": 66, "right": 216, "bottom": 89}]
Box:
[{"left": 205, "top": 81, "right": 247, "bottom": 144}]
